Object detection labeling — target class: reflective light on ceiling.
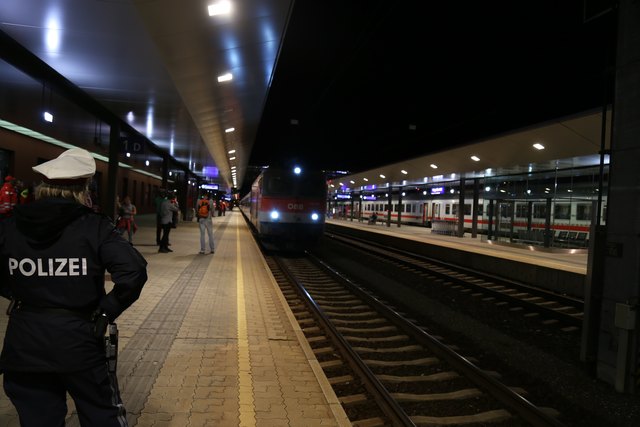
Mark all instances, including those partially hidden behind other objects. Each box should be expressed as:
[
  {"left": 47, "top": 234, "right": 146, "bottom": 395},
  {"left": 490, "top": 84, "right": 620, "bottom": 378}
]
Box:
[
  {"left": 127, "top": 111, "right": 135, "bottom": 122},
  {"left": 225, "top": 127, "right": 235, "bottom": 133},
  {"left": 533, "top": 143, "right": 545, "bottom": 150},
  {"left": 44, "top": 12, "right": 62, "bottom": 54},
  {"left": 208, "top": 1, "right": 232, "bottom": 16},
  {"left": 217, "top": 73, "right": 233, "bottom": 82},
  {"left": 146, "top": 107, "right": 154, "bottom": 138}
]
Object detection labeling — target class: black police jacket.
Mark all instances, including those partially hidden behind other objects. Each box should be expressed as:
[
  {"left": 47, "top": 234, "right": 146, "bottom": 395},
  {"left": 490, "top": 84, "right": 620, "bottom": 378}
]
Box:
[{"left": 0, "top": 198, "right": 148, "bottom": 373}]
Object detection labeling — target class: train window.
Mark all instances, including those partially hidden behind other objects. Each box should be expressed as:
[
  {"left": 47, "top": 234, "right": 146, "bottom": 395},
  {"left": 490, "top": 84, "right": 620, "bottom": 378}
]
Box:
[
  {"left": 263, "top": 172, "right": 326, "bottom": 197},
  {"left": 576, "top": 203, "right": 592, "bottom": 221},
  {"left": 464, "top": 204, "right": 471, "bottom": 215},
  {"left": 515, "top": 204, "right": 529, "bottom": 218},
  {"left": 533, "top": 203, "right": 547, "bottom": 219},
  {"left": 445, "top": 204, "right": 451, "bottom": 215},
  {"left": 452, "top": 203, "right": 458, "bottom": 215},
  {"left": 554, "top": 203, "right": 571, "bottom": 220}
]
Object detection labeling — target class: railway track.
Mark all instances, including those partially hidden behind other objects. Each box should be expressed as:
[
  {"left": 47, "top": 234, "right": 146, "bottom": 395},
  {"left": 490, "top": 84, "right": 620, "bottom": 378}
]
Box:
[
  {"left": 265, "top": 251, "right": 566, "bottom": 427},
  {"left": 322, "top": 230, "right": 584, "bottom": 331}
]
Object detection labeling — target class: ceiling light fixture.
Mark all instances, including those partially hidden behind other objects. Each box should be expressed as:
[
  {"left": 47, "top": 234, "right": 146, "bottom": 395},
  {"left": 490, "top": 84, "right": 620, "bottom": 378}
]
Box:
[
  {"left": 533, "top": 143, "right": 545, "bottom": 150},
  {"left": 225, "top": 127, "right": 235, "bottom": 133},
  {"left": 217, "top": 73, "right": 233, "bottom": 82},
  {"left": 430, "top": 164, "right": 438, "bottom": 169},
  {"left": 471, "top": 155, "right": 480, "bottom": 161},
  {"left": 208, "top": 1, "right": 231, "bottom": 16}
]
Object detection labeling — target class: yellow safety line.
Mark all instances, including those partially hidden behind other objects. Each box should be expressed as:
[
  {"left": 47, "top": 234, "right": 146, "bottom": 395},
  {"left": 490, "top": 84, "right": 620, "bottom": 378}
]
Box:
[{"left": 236, "top": 217, "right": 255, "bottom": 426}]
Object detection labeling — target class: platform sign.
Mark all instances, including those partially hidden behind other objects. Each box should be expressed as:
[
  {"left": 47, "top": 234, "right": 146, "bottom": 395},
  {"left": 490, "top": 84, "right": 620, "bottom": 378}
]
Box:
[
  {"left": 430, "top": 186, "right": 444, "bottom": 195},
  {"left": 120, "top": 136, "right": 145, "bottom": 154}
]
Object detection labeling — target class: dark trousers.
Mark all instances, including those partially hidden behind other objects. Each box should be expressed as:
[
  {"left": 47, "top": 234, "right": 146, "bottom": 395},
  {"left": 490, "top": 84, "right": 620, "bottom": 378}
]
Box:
[
  {"left": 159, "top": 223, "right": 172, "bottom": 250},
  {"left": 156, "top": 215, "right": 162, "bottom": 245},
  {"left": 3, "top": 363, "right": 127, "bottom": 427}
]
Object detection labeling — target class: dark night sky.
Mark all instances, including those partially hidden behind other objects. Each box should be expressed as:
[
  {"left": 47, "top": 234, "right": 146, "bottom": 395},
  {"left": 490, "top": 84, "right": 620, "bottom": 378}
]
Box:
[{"left": 252, "top": 0, "right": 615, "bottom": 175}]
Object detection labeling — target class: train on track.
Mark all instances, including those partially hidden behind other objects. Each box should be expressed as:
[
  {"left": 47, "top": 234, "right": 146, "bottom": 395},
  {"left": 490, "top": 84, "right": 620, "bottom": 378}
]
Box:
[
  {"left": 240, "top": 166, "right": 327, "bottom": 249},
  {"left": 331, "top": 169, "right": 607, "bottom": 249}
]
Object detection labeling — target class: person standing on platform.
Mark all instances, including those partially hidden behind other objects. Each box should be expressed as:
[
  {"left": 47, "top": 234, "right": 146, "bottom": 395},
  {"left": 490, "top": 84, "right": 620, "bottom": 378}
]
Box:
[
  {"left": 0, "top": 175, "right": 18, "bottom": 219},
  {"left": 158, "top": 193, "right": 178, "bottom": 253},
  {"left": 196, "top": 193, "right": 215, "bottom": 254},
  {"left": 0, "top": 147, "right": 148, "bottom": 427},
  {"left": 154, "top": 189, "right": 167, "bottom": 246},
  {"left": 117, "top": 195, "right": 137, "bottom": 244}
]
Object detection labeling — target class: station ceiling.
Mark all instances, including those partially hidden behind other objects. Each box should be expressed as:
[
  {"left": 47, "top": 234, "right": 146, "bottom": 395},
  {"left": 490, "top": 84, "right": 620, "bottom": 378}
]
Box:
[{"left": 0, "top": 1, "right": 614, "bottom": 193}]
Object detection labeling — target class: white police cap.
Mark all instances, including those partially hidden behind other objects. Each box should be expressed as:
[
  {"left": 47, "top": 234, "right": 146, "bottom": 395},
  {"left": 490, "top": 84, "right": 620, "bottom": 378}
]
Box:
[{"left": 33, "top": 148, "right": 96, "bottom": 183}]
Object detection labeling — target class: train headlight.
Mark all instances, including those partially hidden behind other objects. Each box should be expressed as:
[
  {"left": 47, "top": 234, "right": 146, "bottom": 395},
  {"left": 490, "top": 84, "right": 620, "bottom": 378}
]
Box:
[
  {"left": 311, "top": 212, "right": 319, "bottom": 221},
  {"left": 270, "top": 210, "right": 280, "bottom": 220}
]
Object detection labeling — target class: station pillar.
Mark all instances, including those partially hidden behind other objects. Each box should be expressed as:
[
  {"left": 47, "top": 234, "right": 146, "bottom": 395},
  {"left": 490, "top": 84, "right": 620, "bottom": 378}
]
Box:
[{"left": 596, "top": 0, "right": 640, "bottom": 393}]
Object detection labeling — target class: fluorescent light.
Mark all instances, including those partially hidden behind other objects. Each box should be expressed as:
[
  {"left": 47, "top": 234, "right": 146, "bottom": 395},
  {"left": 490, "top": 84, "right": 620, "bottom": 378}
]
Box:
[
  {"left": 225, "top": 127, "right": 235, "bottom": 133},
  {"left": 208, "top": 1, "right": 231, "bottom": 16},
  {"left": 229, "top": 157, "right": 236, "bottom": 160},
  {"left": 228, "top": 149, "right": 236, "bottom": 154},
  {"left": 401, "top": 169, "right": 408, "bottom": 174},
  {"left": 471, "top": 155, "right": 480, "bottom": 161},
  {"left": 430, "top": 164, "right": 438, "bottom": 169},
  {"left": 43, "top": 111, "right": 53, "bottom": 122},
  {"left": 533, "top": 143, "right": 545, "bottom": 150},
  {"left": 379, "top": 174, "right": 386, "bottom": 179},
  {"left": 217, "top": 73, "right": 233, "bottom": 83}
]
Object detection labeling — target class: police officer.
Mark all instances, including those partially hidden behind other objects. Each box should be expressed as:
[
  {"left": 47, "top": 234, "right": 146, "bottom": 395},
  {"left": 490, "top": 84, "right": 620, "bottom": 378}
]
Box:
[{"left": 0, "top": 148, "right": 148, "bottom": 426}]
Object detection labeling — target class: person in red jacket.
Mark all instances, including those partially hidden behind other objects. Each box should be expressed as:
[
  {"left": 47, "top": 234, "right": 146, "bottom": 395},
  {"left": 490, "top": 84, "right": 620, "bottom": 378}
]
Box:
[{"left": 0, "top": 175, "right": 18, "bottom": 218}]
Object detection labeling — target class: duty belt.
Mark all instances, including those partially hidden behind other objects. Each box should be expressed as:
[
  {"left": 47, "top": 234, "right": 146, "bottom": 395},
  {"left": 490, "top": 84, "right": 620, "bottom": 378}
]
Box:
[{"left": 7, "top": 300, "right": 94, "bottom": 321}]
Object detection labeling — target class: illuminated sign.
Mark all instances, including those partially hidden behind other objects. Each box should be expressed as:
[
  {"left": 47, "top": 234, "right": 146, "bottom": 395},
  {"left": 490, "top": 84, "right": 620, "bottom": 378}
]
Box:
[
  {"left": 202, "top": 166, "right": 219, "bottom": 178},
  {"left": 363, "top": 185, "right": 377, "bottom": 191},
  {"left": 201, "top": 184, "right": 219, "bottom": 190},
  {"left": 335, "top": 194, "right": 350, "bottom": 199},
  {"left": 430, "top": 186, "right": 444, "bottom": 195},
  {"left": 362, "top": 195, "right": 376, "bottom": 201}
]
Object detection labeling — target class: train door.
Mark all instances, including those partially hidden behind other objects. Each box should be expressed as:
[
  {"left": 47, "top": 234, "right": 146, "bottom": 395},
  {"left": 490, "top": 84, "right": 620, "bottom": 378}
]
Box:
[
  {"left": 431, "top": 202, "right": 440, "bottom": 220},
  {"left": 496, "top": 201, "right": 515, "bottom": 242},
  {"left": 422, "top": 202, "right": 429, "bottom": 226}
]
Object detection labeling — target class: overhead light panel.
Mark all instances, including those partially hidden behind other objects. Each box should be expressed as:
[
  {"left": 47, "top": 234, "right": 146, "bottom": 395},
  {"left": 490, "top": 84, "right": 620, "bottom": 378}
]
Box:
[
  {"left": 471, "top": 155, "right": 480, "bottom": 161},
  {"left": 225, "top": 127, "right": 235, "bottom": 133},
  {"left": 533, "top": 143, "right": 545, "bottom": 150},
  {"left": 218, "top": 73, "right": 233, "bottom": 83},
  {"left": 208, "top": 1, "right": 231, "bottom": 16}
]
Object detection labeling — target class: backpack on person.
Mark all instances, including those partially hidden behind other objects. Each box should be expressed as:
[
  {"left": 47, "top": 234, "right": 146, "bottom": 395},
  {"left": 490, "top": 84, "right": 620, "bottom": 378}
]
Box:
[{"left": 197, "top": 199, "right": 210, "bottom": 218}]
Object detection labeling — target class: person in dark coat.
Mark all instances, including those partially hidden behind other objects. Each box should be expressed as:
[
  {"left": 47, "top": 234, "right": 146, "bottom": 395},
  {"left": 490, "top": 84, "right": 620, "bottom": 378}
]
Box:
[{"left": 0, "top": 148, "right": 148, "bottom": 426}]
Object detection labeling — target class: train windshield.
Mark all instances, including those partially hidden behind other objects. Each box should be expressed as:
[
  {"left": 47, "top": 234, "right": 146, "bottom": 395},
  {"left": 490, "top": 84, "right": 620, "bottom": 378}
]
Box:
[{"left": 263, "top": 172, "right": 327, "bottom": 197}]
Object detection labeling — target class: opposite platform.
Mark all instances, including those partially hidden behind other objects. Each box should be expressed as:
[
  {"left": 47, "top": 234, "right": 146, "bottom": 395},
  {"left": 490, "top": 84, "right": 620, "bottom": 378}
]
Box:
[{"left": 0, "top": 211, "right": 350, "bottom": 427}]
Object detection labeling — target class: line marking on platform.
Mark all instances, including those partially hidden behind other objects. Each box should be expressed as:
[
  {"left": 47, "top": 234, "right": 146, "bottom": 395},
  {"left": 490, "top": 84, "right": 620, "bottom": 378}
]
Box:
[{"left": 236, "top": 217, "right": 256, "bottom": 426}]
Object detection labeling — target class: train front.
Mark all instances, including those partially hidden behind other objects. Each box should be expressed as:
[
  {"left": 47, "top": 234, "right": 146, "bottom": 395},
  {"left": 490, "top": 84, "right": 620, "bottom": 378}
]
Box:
[{"left": 257, "top": 167, "right": 327, "bottom": 248}]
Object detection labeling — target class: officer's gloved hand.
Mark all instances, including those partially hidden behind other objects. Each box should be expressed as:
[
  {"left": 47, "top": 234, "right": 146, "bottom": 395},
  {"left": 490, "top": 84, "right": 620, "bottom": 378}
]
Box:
[{"left": 93, "top": 311, "right": 109, "bottom": 338}]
